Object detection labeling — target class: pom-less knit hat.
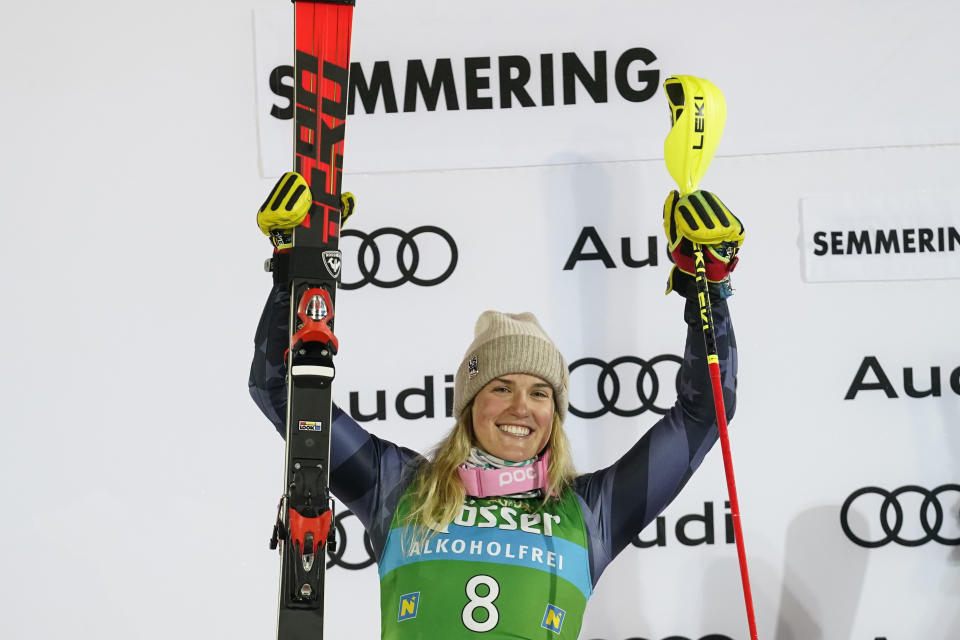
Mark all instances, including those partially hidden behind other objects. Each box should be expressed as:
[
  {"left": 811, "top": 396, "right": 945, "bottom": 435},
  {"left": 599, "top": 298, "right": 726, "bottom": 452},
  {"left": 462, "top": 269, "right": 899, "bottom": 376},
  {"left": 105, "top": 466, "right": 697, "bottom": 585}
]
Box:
[{"left": 453, "top": 311, "right": 569, "bottom": 424}]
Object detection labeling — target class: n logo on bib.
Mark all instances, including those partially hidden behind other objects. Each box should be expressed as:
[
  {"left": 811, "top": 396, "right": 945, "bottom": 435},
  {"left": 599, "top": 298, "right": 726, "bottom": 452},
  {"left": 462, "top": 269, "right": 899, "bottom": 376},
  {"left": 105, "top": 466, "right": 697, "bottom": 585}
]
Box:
[
  {"left": 541, "top": 604, "right": 566, "bottom": 634},
  {"left": 397, "top": 592, "right": 420, "bottom": 621}
]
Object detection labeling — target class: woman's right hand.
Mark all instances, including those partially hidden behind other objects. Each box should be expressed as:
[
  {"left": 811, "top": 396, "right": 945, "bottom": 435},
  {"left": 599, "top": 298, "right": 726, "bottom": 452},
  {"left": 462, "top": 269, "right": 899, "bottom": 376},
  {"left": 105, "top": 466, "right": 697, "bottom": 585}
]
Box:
[{"left": 257, "top": 172, "right": 312, "bottom": 251}]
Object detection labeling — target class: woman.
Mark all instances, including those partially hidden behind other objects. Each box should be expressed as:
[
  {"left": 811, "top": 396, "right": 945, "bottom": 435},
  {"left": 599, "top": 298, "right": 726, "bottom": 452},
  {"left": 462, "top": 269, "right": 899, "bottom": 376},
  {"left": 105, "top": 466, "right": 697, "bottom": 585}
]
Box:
[{"left": 250, "top": 177, "right": 742, "bottom": 639}]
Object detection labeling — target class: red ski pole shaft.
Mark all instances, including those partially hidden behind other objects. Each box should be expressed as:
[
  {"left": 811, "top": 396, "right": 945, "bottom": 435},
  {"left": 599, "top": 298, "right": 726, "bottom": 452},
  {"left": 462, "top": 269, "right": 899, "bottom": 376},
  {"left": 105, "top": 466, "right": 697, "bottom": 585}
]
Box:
[{"left": 693, "top": 242, "right": 759, "bottom": 640}]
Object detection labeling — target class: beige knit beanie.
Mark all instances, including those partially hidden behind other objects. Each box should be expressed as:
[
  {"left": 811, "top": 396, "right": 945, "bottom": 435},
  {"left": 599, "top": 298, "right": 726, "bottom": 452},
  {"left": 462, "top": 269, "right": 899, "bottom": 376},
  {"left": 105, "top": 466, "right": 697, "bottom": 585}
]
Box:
[{"left": 453, "top": 311, "right": 569, "bottom": 424}]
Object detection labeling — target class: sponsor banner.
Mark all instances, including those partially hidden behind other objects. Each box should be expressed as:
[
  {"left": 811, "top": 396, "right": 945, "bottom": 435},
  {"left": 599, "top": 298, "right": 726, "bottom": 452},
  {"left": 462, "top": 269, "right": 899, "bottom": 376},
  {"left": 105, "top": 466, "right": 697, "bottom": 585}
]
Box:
[
  {"left": 254, "top": 7, "right": 668, "bottom": 177},
  {"left": 252, "top": 2, "right": 960, "bottom": 176},
  {"left": 800, "top": 190, "right": 960, "bottom": 282},
  {"left": 253, "top": 5, "right": 666, "bottom": 176}
]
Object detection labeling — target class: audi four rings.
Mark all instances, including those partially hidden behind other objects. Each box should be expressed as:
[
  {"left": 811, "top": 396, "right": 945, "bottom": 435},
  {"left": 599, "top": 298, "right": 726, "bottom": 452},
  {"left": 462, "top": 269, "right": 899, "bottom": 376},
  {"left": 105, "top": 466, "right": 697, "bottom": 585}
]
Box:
[
  {"left": 840, "top": 484, "right": 960, "bottom": 547},
  {"left": 567, "top": 355, "right": 683, "bottom": 418},
  {"left": 326, "top": 510, "right": 377, "bottom": 570},
  {"left": 340, "top": 226, "right": 458, "bottom": 289}
]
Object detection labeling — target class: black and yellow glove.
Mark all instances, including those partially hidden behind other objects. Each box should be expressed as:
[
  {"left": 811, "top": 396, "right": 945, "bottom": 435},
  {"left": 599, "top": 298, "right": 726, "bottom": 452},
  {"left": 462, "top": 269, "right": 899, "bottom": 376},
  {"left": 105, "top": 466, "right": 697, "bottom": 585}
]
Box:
[
  {"left": 340, "top": 191, "right": 356, "bottom": 227},
  {"left": 258, "top": 172, "right": 357, "bottom": 286},
  {"left": 663, "top": 189, "right": 745, "bottom": 299},
  {"left": 257, "top": 172, "right": 356, "bottom": 250},
  {"left": 257, "top": 172, "right": 312, "bottom": 251}
]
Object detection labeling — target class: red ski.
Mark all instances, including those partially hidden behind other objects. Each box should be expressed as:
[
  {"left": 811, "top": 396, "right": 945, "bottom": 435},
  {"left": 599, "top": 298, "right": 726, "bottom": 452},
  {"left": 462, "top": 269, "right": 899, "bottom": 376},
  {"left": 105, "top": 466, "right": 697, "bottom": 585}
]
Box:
[{"left": 272, "top": 2, "right": 355, "bottom": 639}]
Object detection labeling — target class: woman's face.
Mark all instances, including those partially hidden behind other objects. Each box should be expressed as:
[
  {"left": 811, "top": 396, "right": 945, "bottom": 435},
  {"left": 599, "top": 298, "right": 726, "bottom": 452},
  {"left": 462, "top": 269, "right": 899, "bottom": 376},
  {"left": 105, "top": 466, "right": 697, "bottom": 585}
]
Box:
[{"left": 470, "top": 373, "right": 554, "bottom": 462}]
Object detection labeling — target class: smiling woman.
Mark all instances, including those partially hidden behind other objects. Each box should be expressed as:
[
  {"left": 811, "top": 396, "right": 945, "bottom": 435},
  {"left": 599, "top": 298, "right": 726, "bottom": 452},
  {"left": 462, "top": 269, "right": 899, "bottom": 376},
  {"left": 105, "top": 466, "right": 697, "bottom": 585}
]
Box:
[
  {"left": 471, "top": 373, "right": 555, "bottom": 462},
  {"left": 458, "top": 311, "right": 567, "bottom": 465},
  {"left": 249, "top": 176, "right": 742, "bottom": 640}
]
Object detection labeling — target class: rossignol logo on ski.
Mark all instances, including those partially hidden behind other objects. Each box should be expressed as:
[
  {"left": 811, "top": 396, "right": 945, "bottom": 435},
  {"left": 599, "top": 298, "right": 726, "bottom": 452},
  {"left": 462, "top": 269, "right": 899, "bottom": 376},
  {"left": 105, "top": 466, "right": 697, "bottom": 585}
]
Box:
[
  {"left": 298, "top": 420, "right": 324, "bottom": 432},
  {"left": 323, "top": 250, "right": 342, "bottom": 278}
]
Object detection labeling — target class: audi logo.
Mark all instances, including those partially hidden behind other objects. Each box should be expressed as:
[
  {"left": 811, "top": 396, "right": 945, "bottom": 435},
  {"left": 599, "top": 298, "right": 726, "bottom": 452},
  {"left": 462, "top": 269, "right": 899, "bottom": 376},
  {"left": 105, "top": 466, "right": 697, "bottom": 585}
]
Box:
[
  {"left": 840, "top": 485, "right": 960, "bottom": 548},
  {"left": 567, "top": 355, "right": 682, "bottom": 418},
  {"left": 327, "top": 509, "right": 376, "bottom": 570},
  {"left": 339, "top": 226, "right": 458, "bottom": 289}
]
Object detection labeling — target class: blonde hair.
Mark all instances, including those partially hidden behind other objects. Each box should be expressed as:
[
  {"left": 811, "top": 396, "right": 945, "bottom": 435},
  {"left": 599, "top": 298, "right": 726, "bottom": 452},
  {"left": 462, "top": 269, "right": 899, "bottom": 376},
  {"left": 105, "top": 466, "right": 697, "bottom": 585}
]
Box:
[{"left": 404, "top": 407, "right": 578, "bottom": 546}]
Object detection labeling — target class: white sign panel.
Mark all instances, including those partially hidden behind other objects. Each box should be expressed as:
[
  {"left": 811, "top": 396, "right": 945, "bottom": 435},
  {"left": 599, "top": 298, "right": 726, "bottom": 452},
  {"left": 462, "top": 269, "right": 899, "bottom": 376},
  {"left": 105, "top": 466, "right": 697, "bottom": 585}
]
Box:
[
  {"left": 253, "top": 7, "right": 295, "bottom": 177},
  {"left": 252, "top": 5, "right": 667, "bottom": 177},
  {"left": 251, "top": 2, "right": 960, "bottom": 177},
  {"left": 801, "top": 190, "right": 960, "bottom": 283}
]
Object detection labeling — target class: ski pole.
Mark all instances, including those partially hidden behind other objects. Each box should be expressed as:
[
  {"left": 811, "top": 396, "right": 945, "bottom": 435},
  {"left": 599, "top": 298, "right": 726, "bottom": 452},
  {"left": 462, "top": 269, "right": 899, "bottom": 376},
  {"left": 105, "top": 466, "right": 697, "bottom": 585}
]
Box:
[{"left": 662, "top": 75, "right": 759, "bottom": 640}]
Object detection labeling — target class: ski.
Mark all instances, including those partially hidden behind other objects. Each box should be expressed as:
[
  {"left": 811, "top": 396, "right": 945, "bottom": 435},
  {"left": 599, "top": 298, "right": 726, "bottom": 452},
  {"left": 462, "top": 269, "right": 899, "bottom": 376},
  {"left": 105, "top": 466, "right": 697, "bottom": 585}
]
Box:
[{"left": 270, "top": 2, "right": 355, "bottom": 639}]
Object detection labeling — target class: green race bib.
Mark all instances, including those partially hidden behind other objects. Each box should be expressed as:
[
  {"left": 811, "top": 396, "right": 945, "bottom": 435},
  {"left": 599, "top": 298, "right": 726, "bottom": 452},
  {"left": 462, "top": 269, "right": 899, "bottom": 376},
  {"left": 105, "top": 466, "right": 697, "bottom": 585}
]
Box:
[{"left": 379, "top": 490, "right": 592, "bottom": 639}]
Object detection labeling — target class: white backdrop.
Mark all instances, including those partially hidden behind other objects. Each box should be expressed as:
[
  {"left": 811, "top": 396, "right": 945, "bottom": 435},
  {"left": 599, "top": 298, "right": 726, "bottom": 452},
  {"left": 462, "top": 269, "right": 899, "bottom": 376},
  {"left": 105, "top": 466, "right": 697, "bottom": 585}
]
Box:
[{"left": 1, "top": 1, "right": 958, "bottom": 640}]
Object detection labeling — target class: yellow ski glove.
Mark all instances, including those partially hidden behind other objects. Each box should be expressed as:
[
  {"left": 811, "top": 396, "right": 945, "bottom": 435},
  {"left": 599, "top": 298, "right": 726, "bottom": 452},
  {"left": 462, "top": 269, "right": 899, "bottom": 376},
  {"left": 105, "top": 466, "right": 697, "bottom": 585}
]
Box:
[
  {"left": 257, "top": 172, "right": 357, "bottom": 251},
  {"left": 663, "top": 190, "right": 744, "bottom": 298},
  {"left": 257, "top": 172, "right": 312, "bottom": 251},
  {"left": 663, "top": 190, "right": 744, "bottom": 250}
]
